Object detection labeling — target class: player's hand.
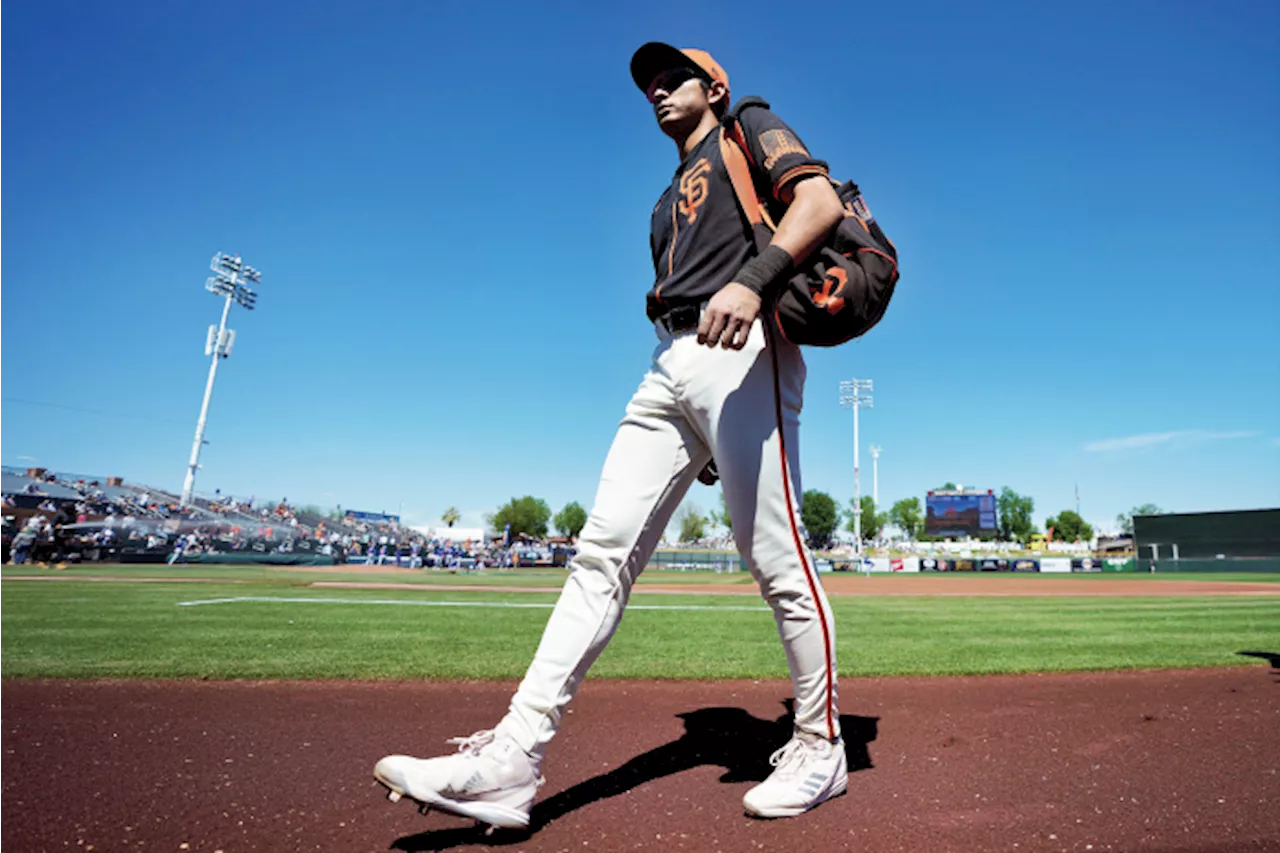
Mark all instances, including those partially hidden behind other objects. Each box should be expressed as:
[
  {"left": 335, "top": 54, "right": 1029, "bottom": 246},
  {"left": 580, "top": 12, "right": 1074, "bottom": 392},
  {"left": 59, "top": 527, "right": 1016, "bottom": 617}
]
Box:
[{"left": 698, "top": 283, "right": 761, "bottom": 349}]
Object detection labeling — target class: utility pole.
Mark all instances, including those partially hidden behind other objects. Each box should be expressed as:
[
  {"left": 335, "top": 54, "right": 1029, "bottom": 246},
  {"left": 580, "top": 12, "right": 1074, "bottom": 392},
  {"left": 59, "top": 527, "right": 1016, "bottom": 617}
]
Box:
[
  {"left": 839, "top": 379, "right": 873, "bottom": 556},
  {"left": 180, "top": 253, "right": 260, "bottom": 506}
]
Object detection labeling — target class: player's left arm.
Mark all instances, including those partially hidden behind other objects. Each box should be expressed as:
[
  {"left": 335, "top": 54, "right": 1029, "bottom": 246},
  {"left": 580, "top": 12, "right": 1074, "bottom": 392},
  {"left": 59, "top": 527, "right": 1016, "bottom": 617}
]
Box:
[
  {"left": 699, "top": 109, "right": 844, "bottom": 349},
  {"left": 699, "top": 175, "right": 843, "bottom": 349}
]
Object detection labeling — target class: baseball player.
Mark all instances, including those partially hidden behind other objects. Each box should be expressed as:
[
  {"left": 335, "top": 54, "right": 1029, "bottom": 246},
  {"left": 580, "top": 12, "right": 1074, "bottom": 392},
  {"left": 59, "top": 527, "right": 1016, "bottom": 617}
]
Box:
[{"left": 376, "top": 42, "right": 848, "bottom": 830}]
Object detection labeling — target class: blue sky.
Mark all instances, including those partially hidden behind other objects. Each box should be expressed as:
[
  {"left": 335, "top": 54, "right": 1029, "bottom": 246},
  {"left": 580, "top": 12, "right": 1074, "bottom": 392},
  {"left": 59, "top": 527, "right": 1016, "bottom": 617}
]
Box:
[{"left": 3, "top": 0, "right": 1277, "bottom": 536}]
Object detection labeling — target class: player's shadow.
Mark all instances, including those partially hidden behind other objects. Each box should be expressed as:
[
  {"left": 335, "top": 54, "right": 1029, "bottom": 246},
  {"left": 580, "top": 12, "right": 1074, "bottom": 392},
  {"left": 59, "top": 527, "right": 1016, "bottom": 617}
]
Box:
[
  {"left": 390, "top": 701, "right": 878, "bottom": 851},
  {"left": 1237, "top": 650, "right": 1280, "bottom": 682}
]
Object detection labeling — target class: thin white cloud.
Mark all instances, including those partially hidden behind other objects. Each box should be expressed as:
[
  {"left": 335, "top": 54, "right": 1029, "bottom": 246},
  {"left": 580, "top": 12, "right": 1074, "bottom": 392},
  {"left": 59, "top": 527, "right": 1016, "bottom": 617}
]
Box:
[
  {"left": 1084, "top": 432, "right": 1181, "bottom": 452},
  {"left": 1084, "top": 429, "right": 1260, "bottom": 453}
]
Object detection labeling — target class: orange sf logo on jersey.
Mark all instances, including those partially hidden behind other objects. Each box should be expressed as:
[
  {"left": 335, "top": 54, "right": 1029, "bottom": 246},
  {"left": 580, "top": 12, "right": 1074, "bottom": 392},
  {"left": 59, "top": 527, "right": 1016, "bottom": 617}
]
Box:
[{"left": 678, "top": 158, "right": 712, "bottom": 223}]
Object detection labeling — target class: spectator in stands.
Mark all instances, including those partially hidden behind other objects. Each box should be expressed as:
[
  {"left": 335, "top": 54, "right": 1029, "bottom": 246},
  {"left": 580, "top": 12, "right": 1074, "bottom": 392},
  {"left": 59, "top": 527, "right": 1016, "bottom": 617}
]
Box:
[{"left": 8, "top": 519, "right": 39, "bottom": 565}]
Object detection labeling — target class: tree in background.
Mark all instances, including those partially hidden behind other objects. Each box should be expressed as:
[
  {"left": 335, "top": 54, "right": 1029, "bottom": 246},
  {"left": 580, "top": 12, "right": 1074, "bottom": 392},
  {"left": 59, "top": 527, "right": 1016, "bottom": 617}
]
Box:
[
  {"left": 677, "top": 503, "right": 707, "bottom": 543},
  {"left": 996, "top": 487, "right": 1036, "bottom": 544},
  {"left": 441, "top": 506, "right": 461, "bottom": 528},
  {"left": 709, "top": 492, "right": 733, "bottom": 535},
  {"left": 887, "top": 497, "right": 924, "bottom": 540},
  {"left": 1044, "top": 510, "right": 1093, "bottom": 543},
  {"left": 489, "top": 496, "right": 552, "bottom": 539},
  {"left": 845, "top": 496, "right": 885, "bottom": 541},
  {"left": 1116, "top": 503, "right": 1162, "bottom": 535},
  {"left": 800, "top": 490, "right": 839, "bottom": 549},
  {"left": 936, "top": 482, "right": 958, "bottom": 490},
  {"left": 553, "top": 501, "right": 588, "bottom": 540}
]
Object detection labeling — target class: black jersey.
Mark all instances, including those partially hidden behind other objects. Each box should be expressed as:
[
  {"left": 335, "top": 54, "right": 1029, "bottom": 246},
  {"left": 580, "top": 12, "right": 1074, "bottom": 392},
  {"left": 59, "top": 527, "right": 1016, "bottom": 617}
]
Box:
[{"left": 647, "top": 106, "right": 828, "bottom": 320}]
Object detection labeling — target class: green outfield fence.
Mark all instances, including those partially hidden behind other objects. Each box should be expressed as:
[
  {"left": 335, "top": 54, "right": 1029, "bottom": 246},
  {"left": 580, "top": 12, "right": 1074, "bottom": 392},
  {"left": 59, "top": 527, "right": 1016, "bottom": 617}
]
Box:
[
  {"left": 1137, "top": 557, "right": 1280, "bottom": 573},
  {"left": 649, "top": 550, "right": 747, "bottom": 572},
  {"left": 644, "top": 553, "right": 1280, "bottom": 574}
]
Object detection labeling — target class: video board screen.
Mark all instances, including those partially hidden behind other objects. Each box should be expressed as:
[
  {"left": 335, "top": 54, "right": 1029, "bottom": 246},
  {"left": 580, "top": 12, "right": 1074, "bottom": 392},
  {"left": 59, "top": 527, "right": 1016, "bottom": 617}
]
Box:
[{"left": 925, "top": 493, "right": 997, "bottom": 538}]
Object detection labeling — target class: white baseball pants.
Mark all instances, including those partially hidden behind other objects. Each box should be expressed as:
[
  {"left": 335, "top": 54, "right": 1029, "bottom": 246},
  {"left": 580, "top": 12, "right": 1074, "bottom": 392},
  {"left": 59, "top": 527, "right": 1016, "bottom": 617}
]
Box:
[{"left": 498, "top": 318, "right": 840, "bottom": 761}]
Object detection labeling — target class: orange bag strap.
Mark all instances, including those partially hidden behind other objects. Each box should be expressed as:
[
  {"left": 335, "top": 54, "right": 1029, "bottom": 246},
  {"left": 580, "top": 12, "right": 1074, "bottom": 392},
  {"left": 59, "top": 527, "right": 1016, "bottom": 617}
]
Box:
[{"left": 718, "top": 119, "right": 777, "bottom": 237}]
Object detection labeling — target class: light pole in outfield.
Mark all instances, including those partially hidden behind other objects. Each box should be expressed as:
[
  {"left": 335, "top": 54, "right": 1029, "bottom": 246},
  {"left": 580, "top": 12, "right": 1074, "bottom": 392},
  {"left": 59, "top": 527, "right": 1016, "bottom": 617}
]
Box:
[
  {"left": 869, "top": 445, "right": 881, "bottom": 508},
  {"left": 180, "top": 253, "right": 260, "bottom": 507},
  {"left": 838, "top": 379, "right": 873, "bottom": 556}
]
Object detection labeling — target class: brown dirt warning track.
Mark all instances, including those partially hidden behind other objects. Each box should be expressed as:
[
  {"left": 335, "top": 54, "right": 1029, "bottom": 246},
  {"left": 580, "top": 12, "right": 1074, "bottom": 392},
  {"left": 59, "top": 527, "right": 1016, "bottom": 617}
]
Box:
[
  {"left": 306, "top": 575, "right": 1280, "bottom": 597},
  {"left": 5, "top": 665, "right": 1279, "bottom": 853},
  {"left": 7, "top": 571, "right": 1279, "bottom": 597}
]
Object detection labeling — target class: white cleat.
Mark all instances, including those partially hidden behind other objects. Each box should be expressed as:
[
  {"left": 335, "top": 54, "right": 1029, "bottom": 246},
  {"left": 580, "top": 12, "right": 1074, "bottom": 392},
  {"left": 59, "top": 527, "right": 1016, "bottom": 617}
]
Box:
[
  {"left": 743, "top": 732, "right": 848, "bottom": 819},
  {"left": 374, "top": 729, "right": 543, "bottom": 831}
]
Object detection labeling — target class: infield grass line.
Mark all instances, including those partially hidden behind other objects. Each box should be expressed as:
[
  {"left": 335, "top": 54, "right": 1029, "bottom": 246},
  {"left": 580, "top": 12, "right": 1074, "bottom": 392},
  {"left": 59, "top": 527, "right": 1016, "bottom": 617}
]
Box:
[
  {"left": 177, "top": 595, "right": 769, "bottom": 612},
  {"left": 6, "top": 580, "right": 1279, "bottom": 679}
]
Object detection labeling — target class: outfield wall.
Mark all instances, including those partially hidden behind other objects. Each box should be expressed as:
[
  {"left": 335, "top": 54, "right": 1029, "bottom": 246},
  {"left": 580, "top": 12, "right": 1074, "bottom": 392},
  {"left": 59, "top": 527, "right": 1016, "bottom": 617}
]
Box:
[
  {"left": 1137, "top": 557, "right": 1280, "bottom": 573},
  {"left": 1134, "top": 508, "right": 1280, "bottom": 560},
  {"left": 647, "top": 552, "right": 1152, "bottom": 573}
]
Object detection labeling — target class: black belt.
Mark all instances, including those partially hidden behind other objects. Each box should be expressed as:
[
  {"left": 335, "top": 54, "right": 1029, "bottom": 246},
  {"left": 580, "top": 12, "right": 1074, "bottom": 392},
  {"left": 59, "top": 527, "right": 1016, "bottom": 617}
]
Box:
[{"left": 654, "top": 303, "right": 704, "bottom": 335}]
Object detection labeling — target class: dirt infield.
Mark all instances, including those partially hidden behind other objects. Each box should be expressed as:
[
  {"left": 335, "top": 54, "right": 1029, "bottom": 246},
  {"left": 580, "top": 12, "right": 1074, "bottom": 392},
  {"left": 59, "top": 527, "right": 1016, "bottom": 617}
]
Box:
[
  {"left": 5, "top": 665, "right": 1278, "bottom": 852},
  {"left": 310, "top": 574, "right": 1280, "bottom": 597}
]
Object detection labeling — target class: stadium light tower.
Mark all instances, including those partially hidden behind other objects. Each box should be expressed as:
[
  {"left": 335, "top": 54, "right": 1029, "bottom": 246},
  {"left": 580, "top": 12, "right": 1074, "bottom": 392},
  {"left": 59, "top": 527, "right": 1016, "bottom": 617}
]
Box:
[
  {"left": 869, "top": 445, "right": 881, "bottom": 509},
  {"left": 180, "top": 253, "right": 260, "bottom": 507},
  {"left": 839, "top": 379, "right": 874, "bottom": 556}
]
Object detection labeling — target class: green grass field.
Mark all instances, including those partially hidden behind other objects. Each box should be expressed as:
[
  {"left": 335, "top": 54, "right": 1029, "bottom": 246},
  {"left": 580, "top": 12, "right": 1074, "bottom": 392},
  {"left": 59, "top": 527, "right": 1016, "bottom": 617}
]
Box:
[{"left": 3, "top": 567, "right": 1277, "bottom": 680}]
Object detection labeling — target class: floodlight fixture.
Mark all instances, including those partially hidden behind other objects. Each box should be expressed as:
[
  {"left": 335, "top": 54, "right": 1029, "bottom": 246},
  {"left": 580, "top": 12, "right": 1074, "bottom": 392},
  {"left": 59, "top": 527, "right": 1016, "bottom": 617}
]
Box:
[{"left": 181, "top": 252, "right": 263, "bottom": 506}]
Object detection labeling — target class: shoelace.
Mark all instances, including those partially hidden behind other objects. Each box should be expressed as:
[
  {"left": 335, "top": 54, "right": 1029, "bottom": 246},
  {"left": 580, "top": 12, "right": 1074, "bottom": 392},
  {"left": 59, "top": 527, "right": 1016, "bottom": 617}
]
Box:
[
  {"left": 447, "top": 729, "right": 497, "bottom": 756},
  {"left": 445, "top": 730, "right": 546, "bottom": 787},
  {"left": 767, "top": 737, "right": 813, "bottom": 777}
]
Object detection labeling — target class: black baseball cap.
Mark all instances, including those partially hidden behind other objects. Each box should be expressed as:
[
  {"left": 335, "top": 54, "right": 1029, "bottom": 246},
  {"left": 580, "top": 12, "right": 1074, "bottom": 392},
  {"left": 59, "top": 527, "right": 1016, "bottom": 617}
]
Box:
[{"left": 630, "top": 42, "right": 730, "bottom": 95}]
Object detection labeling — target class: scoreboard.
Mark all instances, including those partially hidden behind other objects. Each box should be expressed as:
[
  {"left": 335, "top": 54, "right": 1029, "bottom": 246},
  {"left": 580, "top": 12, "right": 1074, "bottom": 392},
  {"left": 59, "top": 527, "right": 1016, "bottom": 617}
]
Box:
[{"left": 925, "top": 491, "right": 997, "bottom": 538}]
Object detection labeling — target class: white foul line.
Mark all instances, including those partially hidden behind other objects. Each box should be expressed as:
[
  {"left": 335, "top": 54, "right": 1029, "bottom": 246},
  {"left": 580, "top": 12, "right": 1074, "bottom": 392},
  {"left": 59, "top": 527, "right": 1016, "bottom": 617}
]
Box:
[{"left": 177, "top": 595, "right": 768, "bottom": 612}]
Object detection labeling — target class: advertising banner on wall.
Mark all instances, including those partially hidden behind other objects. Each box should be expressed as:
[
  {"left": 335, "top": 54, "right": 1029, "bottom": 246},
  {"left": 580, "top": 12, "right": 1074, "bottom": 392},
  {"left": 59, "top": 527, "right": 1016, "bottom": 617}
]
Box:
[
  {"left": 1072, "top": 557, "right": 1104, "bottom": 573},
  {"left": 344, "top": 510, "right": 401, "bottom": 524},
  {"left": 1011, "top": 558, "right": 1040, "bottom": 572},
  {"left": 979, "top": 557, "right": 1009, "bottom": 571},
  {"left": 1041, "top": 557, "right": 1071, "bottom": 573},
  {"left": 952, "top": 558, "right": 978, "bottom": 572},
  {"left": 919, "top": 557, "right": 949, "bottom": 572}
]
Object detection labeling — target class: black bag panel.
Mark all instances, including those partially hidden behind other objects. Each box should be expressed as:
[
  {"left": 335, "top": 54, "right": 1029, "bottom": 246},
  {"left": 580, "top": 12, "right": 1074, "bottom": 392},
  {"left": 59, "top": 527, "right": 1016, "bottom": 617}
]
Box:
[{"left": 775, "top": 217, "right": 899, "bottom": 347}]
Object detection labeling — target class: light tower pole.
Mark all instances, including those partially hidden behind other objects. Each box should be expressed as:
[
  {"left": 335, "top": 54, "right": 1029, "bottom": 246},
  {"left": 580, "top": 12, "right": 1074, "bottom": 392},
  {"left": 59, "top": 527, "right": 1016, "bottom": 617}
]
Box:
[
  {"left": 180, "top": 253, "right": 260, "bottom": 507},
  {"left": 839, "top": 379, "right": 874, "bottom": 556},
  {"left": 869, "top": 445, "right": 881, "bottom": 508}
]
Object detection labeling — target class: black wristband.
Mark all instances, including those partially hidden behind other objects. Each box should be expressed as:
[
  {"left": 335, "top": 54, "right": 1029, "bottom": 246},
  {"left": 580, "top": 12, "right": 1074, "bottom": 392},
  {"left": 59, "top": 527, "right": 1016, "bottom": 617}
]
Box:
[{"left": 733, "top": 245, "right": 794, "bottom": 297}]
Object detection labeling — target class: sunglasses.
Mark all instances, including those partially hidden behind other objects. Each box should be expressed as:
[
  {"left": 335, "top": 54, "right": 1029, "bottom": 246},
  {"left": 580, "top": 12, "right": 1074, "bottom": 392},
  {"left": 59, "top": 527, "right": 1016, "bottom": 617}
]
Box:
[{"left": 646, "top": 67, "right": 701, "bottom": 103}]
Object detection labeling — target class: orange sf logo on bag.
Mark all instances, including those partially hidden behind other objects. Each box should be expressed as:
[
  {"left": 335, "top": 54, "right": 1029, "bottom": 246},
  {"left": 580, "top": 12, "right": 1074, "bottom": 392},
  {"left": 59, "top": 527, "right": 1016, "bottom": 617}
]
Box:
[
  {"left": 812, "top": 267, "right": 847, "bottom": 315},
  {"left": 678, "top": 158, "right": 712, "bottom": 223}
]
